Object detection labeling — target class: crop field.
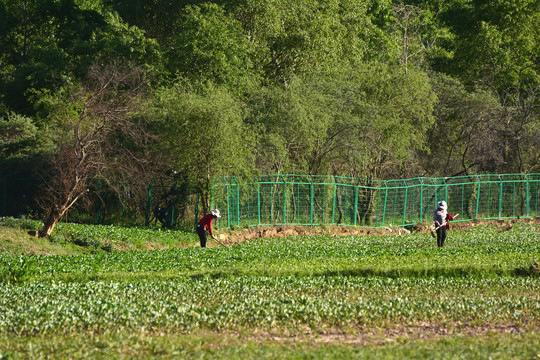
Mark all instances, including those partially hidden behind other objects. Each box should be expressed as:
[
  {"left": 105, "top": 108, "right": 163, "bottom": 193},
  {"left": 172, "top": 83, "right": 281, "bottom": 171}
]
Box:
[{"left": 0, "top": 220, "right": 539, "bottom": 359}]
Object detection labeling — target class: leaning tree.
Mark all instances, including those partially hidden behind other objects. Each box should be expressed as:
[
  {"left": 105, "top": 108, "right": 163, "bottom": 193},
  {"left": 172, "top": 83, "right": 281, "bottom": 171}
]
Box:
[{"left": 31, "top": 61, "right": 149, "bottom": 237}]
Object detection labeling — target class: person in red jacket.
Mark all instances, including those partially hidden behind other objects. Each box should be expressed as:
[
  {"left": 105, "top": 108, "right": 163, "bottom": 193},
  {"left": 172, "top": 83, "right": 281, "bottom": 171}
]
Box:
[
  {"left": 196, "top": 209, "right": 221, "bottom": 247},
  {"left": 433, "top": 201, "right": 454, "bottom": 248}
]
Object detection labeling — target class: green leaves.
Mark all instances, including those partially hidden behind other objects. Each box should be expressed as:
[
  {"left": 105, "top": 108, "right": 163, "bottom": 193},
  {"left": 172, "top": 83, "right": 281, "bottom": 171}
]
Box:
[
  {"left": 0, "top": 255, "right": 37, "bottom": 284},
  {"left": 0, "top": 223, "right": 538, "bottom": 336},
  {"left": 169, "top": 3, "right": 261, "bottom": 94},
  {"left": 153, "top": 81, "right": 257, "bottom": 209}
]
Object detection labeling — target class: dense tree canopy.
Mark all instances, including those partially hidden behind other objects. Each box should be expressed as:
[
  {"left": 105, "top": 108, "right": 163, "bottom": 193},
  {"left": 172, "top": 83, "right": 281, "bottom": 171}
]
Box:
[{"left": 0, "top": 0, "right": 538, "bottom": 221}]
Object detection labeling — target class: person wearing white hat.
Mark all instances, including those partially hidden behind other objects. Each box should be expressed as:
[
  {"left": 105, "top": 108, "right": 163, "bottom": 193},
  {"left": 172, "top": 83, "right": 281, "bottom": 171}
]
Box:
[
  {"left": 433, "top": 201, "right": 454, "bottom": 247},
  {"left": 196, "top": 209, "right": 221, "bottom": 247}
]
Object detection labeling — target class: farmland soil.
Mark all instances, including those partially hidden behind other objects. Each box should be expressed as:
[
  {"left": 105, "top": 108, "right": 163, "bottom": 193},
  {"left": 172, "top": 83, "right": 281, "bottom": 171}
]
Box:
[
  {"left": 250, "top": 323, "right": 538, "bottom": 347},
  {"left": 218, "top": 217, "right": 540, "bottom": 245}
]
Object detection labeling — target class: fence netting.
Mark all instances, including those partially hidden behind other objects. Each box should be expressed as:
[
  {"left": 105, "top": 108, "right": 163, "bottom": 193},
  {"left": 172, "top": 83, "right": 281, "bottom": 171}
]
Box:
[
  {"left": 211, "top": 174, "right": 540, "bottom": 229},
  {"left": 1, "top": 173, "right": 539, "bottom": 230}
]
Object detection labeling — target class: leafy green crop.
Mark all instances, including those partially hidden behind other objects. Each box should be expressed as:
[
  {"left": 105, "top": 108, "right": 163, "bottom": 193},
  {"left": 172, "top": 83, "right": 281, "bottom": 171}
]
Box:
[
  {"left": 0, "top": 255, "right": 37, "bottom": 284},
  {"left": 6, "top": 223, "right": 535, "bottom": 279},
  {"left": 0, "top": 222, "right": 538, "bottom": 337}
]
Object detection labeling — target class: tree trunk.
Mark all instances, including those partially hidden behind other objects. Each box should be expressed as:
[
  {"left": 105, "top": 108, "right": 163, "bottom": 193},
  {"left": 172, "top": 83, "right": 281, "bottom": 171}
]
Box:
[
  {"left": 38, "top": 210, "right": 63, "bottom": 237},
  {"left": 28, "top": 209, "right": 63, "bottom": 238},
  {"left": 32, "top": 188, "right": 87, "bottom": 237}
]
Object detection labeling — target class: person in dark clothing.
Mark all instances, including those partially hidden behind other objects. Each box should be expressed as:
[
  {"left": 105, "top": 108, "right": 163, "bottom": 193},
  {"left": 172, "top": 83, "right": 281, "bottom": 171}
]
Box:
[
  {"left": 196, "top": 209, "right": 221, "bottom": 247},
  {"left": 433, "top": 201, "right": 454, "bottom": 248}
]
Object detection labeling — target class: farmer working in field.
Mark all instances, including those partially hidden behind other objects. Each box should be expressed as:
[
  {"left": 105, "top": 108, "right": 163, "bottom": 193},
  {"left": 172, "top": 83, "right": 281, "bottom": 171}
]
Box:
[
  {"left": 433, "top": 201, "right": 454, "bottom": 248},
  {"left": 196, "top": 209, "right": 221, "bottom": 247}
]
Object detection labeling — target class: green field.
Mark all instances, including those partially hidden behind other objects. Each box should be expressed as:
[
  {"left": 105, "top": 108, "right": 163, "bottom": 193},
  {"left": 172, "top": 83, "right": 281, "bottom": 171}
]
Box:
[{"left": 0, "top": 218, "right": 539, "bottom": 359}]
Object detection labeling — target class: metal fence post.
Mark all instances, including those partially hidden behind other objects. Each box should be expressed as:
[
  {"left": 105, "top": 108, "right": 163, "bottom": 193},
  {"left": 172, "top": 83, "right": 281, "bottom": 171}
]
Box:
[
  {"left": 169, "top": 200, "right": 175, "bottom": 229},
  {"left": 257, "top": 179, "right": 261, "bottom": 226},
  {"left": 235, "top": 177, "right": 240, "bottom": 227},
  {"left": 226, "top": 184, "right": 231, "bottom": 229},
  {"left": 475, "top": 176, "right": 481, "bottom": 219},
  {"left": 512, "top": 179, "right": 516, "bottom": 218},
  {"left": 332, "top": 177, "right": 337, "bottom": 225},
  {"left": 382, "top": 181, "right": 388, "bottom": 227},
  {"left": 525, "top": 174, "right": 530, "bottom": 217},
  {"left": 310, "top": 176, "right": 314, "bottom": 225},
  {"left": 353, "top": 183, "right": 359, "bottom": 226},
  {"left": 443, "top": 177, "right": 448, "bottom": 202},
  {"left": 419, "top": 180, "right": 424, "bottom": 223},
  {"left": 498, "top": 175, "right": 503, "bottom": 219},
  {"left": 282, "top": 175, "right": 287, "bottom": 224},
  {"left": 402, "top": 180, "right": 408, "bottom": 226}
]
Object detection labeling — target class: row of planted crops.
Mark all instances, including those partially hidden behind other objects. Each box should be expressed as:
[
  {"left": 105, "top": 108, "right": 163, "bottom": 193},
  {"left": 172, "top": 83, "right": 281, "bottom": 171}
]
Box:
[{"left": 0, "top": 222, "right": 539, "bottom": 337}]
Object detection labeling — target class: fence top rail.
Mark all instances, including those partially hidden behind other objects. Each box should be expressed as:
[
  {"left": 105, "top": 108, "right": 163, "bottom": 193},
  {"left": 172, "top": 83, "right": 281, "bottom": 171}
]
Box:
[
  {"left": 211, "top": 173, "right": 540, "bottom": 189},
  {"left": 2, "top": 173, "right": 539, "bottom": 189}
]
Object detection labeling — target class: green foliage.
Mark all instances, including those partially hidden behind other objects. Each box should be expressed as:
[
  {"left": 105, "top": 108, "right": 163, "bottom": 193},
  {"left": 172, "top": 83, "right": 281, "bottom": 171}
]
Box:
[
  {"left": 153, "top": 81, "right": 257, "bottom": 209},
  {"left": 169, "top": 3, "right": 261, "bottom": 94},
  {"left": 0, "top": 332, "right": 538, "bottom": 359},
  {"left": 0, "top": 0, "right": 538, "bottom": 199},
  {"left": 0, "top": 217, "right": 195, "bottom": 252},
  {"left": 53, "top": 222, "right": 195, "bottom": 249},
  {"left": 246, "top": 64, "right": 437, "bottom": 177},
  {"left": 0, "top": 217, "right": 41, "bottom": 231},
  {"left": 426, "top": 73, "right": 505, "bottom": 175},
  {"left": 440, "top": 0, "right": 539, "bottom": 92},
  {"left": 85, "top": 12, "right": 162, "bottom": 76},
  {"left": 0, "top": 223, "right": 538, "bottom": 336},
  {"left": 224, "top": 0, "right": 392, "bottom": 83},
  {"left": 246, "top": 76, "right": 337, "bottom": 174},
  {"left": 0, "top": 255, "right": 37, "bottom": 284},
  {"left": 336, "top": 63, "right": 436, "bottom": 178},
  {"left": 0, "top": 113, "right": 55, "bottom": 174}
]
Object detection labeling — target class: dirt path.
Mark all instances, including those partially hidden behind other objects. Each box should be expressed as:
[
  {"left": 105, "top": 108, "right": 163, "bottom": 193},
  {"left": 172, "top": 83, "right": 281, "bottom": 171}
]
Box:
[{"left": 217, "top": 218, "right": 540, "bottom": 245}]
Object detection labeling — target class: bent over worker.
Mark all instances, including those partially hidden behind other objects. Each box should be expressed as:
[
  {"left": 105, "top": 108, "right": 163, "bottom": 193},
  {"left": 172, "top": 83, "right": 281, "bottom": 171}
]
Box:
[
  {"left": 433, "top": 201, "right": 454, "bottom": 248},
  {"left": 196, "top": 209, "right": 221, "bottom": 247}
]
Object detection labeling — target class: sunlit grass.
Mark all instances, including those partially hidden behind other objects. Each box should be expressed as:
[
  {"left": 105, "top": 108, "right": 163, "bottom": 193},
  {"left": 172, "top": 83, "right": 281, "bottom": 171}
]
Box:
[{"left": 0, "top": 219, "right": 538, "bottom": 358}]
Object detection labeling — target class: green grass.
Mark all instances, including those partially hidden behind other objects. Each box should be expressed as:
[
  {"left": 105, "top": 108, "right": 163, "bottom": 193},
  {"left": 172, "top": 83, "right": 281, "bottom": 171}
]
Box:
[
  {"left": 0, "top": 217, "right": 198, "bottom": 256},
  {"left": 0, "top": 332, "right": 539, "bottom": 359},
  {"left": 0, "top": 217, "right": 538, "bottom": 358}
]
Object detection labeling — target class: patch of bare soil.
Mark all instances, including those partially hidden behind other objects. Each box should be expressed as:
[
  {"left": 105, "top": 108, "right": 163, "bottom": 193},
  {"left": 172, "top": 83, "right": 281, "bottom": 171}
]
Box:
[
  {"left": 250, "top": 323, "right": 537, "bottom": 346},
  {"left": 216, "top": 218, "right": 540, "bottom": 245}
]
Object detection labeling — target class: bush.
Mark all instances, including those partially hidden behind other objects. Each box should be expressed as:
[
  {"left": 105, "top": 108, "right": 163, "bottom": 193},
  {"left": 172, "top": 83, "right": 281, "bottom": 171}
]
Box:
[{"left": 0, "top": 216, "right": 41, "bottom": 231}]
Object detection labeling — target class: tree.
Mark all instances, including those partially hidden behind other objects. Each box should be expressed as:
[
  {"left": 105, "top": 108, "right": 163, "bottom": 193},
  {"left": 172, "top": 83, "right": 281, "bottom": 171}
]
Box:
[
  {"left": 0, "top": 112, "right": 53, "bottom": 165},
  {"left": 0, "top": 0, "right": 106, "bottom": 117},
  {"left": 31, "top": 61, "right": 148, "bottom": 237},
  {"left": 245, "top": 76, "right": 338, "bottom": 175},
  {"left": 167, "top": 3, "right": 260, "bottom": 95},
  {"left": 223, "top": 0, "right": 389, "bottom": 84},
  {"left": 390, "top": 2, "right": 452, "bottom": 73},
  {"left": 153, "top": 81, "right": 256, "bottom": 212},
  {"left": 502, "top": 83, "right": 540, "bottom": 173},
  {"left": 0, "top": 0, "right": 159, "bottom": 120},
  {"left": 424, "top": 73, "right": 505, "bottom": 176},
  {"left": 327, "top": 64, "right": 437, "bottom": 179},
  {"left": 440, "top": 0, "right": 539, "bottom": 93}
]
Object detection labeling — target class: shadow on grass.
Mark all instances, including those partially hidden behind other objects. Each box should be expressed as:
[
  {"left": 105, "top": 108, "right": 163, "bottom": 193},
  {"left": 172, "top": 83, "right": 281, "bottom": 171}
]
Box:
[
  {"left": 185, "top": 266, "right": 510, "bottom": 280},
  {"left": 34, "top": 266, "right": 523, "bottom": 283},
  {"left": 315, "top": 266, "right": 508, "bottom": 278}
]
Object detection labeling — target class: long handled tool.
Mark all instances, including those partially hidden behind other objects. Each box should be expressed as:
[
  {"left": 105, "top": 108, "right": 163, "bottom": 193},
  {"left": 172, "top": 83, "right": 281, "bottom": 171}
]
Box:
[
  {"left": 430, "top": 213, "right": 459, "bottom": 238},
  {"left": 210, "top": 235, "right": 227, "bottom": 247}
]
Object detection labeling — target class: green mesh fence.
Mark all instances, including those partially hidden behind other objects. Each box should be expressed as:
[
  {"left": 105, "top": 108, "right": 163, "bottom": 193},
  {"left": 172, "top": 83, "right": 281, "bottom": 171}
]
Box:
[
  {"left": 1, "top": 173, "right": 539, "bottom": 230},
  {"left": 211, "top": 173, "right": 540, "bottom": 229}
]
